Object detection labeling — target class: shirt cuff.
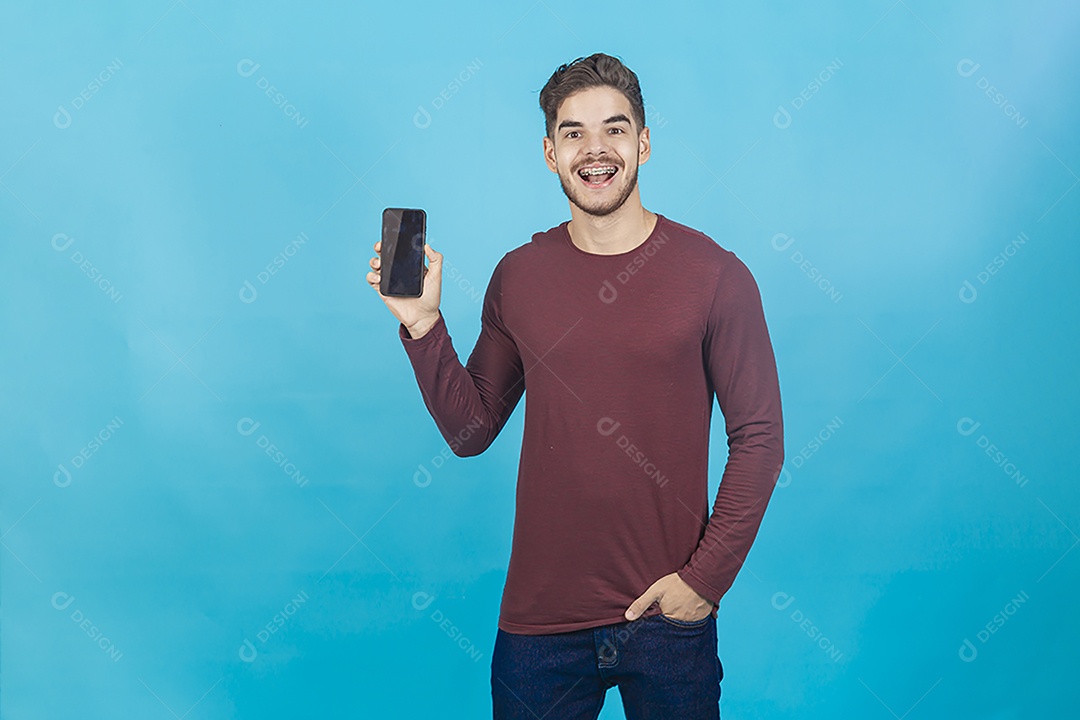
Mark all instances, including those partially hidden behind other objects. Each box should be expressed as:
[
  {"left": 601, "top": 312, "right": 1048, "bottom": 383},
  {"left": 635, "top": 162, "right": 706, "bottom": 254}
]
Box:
[
  {"left": 677, "top": 566, "right": 722, "bottom": 608},
  {"left": 398, "top": 312, "right": 446, "bottom": 344}
]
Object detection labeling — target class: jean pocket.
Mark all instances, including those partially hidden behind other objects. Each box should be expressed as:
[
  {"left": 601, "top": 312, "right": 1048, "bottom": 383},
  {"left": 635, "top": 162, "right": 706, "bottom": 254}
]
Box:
[{"left": 656, "top": 612, "right": 711, "bottom": 628}]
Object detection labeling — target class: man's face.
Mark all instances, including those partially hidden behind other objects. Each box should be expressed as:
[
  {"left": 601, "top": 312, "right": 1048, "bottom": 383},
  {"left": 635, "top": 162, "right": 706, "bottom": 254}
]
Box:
[{"left": 543, "top": 86, "right": 650, "bottom": 217}]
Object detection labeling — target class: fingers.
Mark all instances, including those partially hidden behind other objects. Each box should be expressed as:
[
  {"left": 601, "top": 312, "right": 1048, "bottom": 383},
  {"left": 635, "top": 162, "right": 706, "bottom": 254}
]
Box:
[
  {"left": 367, "top": 240, "right": 437, "bottom": 291},
  {"left": 625, "top": 578, "right": 666, "bottom": 620},
  {"left": 370, "top": 243, "right": 382, "bottom": 282}
]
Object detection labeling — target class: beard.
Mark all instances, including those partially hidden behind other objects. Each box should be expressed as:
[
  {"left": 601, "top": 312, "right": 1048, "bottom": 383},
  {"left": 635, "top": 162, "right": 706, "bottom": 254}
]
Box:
[{"left": 557, "top": 156, "right": 639, "bottom": 217}]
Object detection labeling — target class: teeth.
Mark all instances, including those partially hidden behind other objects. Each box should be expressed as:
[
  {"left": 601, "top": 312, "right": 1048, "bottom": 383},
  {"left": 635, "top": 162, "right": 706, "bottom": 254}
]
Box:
[{"left": 579, "top": 166, "right": 617, "bottom": 176}]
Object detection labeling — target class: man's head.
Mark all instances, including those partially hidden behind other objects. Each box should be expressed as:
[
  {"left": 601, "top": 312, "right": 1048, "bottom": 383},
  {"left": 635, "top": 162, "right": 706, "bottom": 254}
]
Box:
[{"left": 539, "top": 53, "right": 650, "bottom": 217}]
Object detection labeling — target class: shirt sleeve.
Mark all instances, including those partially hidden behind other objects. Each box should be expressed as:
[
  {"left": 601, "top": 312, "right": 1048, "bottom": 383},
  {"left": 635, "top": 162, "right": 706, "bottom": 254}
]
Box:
[
  {"left": 398, "top": 255, "right": 525, "bottom": 457},
  {"left": 677, "top": 251, "right": 785, "bottom": 606}
]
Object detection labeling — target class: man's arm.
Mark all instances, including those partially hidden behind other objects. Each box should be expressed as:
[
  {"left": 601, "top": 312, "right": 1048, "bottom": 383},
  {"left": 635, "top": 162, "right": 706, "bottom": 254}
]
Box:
[
  {"left": 398, "top": 256, "right": 525, "bottom": 457},
  {"left": 677, "top": 252, "right": 785, "bottom": 606}
]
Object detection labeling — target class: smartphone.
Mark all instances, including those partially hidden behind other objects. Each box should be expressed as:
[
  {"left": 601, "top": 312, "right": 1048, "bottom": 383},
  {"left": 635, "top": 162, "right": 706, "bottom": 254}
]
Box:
[{"left": 380, "top": 207, "right": 426, "bottom": 297}]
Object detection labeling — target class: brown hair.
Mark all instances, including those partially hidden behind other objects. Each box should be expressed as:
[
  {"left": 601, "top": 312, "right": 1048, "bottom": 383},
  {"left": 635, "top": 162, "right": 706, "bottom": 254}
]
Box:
[{"left": 539, "top": 53, "right": 646, "bottom": 140}]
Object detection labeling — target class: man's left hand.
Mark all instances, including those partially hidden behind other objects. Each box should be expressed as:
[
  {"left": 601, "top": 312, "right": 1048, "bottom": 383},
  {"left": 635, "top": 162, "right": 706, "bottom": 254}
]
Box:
[{"left": 624, "top": 572, "right": 714, "bottom": 622}]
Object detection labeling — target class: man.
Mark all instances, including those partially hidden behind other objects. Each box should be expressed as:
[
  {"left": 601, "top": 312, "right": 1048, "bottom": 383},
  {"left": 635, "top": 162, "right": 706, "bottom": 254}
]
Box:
[{"left": 366, "top": 52, "right": 784, "bottom": 720}]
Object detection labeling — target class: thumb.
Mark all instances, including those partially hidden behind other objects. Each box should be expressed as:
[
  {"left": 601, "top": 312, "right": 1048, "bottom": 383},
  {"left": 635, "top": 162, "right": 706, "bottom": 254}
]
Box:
[
  {"left": 424, "top": 243, "right": 441, "bottom": 265},
  {"left": 625, "top": 584, "right": 661, "bottom": 621}
]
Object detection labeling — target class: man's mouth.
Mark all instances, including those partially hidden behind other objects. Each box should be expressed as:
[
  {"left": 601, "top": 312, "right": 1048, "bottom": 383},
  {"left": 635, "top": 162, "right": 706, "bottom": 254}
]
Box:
[{"left": 577, "top": 164, "right": 619, "bottom": 189}]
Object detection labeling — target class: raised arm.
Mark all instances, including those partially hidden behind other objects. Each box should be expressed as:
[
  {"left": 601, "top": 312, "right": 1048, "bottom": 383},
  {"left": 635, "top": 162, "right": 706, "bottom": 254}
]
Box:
[{"left": 366, "top": 242, "right": 524, "bottom": 457}]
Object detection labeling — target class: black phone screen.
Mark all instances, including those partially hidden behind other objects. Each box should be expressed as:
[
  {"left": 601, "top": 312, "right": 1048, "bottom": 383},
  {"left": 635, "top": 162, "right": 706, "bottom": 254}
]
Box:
[{"left": 381, "top": 208, "right": 425, "bottom": 297}]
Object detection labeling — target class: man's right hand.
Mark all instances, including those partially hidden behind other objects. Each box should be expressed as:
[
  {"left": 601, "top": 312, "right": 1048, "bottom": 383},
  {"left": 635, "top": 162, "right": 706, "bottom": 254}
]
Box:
[{"left": 366, "top": 240, "right": 443, "bottom": 339}]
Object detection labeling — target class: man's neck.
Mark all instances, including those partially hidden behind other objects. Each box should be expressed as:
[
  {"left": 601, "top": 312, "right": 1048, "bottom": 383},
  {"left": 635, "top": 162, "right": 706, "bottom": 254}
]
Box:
[{"left": 567, "top": 205, "right": 657, "bottom": 256}]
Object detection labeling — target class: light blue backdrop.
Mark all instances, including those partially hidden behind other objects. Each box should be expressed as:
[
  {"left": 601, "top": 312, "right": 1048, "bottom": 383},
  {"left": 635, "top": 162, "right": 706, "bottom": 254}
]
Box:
[{"left": 2, "top": 1, "right": 1077, "bottom": 717}]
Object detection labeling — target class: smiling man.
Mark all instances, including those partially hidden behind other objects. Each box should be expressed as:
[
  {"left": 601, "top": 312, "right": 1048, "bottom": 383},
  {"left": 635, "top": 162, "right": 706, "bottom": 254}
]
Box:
[{"left": 366, "top": 52, "right": 784, "bottom": 719}]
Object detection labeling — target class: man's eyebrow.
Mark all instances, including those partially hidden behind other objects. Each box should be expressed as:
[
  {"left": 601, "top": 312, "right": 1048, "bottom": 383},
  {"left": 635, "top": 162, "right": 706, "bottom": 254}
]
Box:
[{"left": 557, "top": 114, "right": 632, "bottom": 132}]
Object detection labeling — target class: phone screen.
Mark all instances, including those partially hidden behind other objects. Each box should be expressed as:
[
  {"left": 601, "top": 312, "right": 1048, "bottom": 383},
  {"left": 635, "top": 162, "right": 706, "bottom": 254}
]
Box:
[{"left": 381, "top": 208, "right": 426, "bottom": 297}]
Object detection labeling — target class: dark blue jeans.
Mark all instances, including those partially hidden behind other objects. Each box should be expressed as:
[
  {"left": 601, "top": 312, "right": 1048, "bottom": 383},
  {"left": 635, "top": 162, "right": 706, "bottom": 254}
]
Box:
[{"left": 490, "top": 612, "right": 723, "bottom": 719}]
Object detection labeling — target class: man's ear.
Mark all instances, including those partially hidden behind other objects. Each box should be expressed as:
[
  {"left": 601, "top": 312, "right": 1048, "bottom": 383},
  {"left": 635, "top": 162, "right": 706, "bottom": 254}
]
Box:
[
  {"left": 542, "top": 135, "right": 558, "bottom": 173},
  {"left": 638, "top": 126, "right": 651, "bottom": 165}
]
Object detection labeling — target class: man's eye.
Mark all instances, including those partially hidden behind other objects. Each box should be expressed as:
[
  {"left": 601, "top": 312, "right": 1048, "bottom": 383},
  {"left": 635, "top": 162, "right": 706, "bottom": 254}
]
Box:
[{"left": 565, "top": 128, "right": 625, "bottom": 138}]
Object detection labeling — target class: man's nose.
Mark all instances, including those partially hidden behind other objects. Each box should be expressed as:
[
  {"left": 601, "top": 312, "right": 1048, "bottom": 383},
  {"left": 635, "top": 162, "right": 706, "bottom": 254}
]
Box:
[{"left": 585, "top": 135, "right": 611, "bottom": 155}]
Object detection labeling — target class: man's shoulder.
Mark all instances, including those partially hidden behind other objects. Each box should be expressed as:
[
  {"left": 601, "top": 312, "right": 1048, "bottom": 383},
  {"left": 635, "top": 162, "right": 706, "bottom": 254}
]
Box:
[
  {"left": 523, "top": 217, "right": 568, "bottom": 255},
  {"left": 658, "top": 216, "right": 764, "bottom": 296},
  {"left": 657, "top": 214, "right": 737, "bottom": 264},
  {"left": 490, "top": 219, "right": 565, "bottom": 274}
]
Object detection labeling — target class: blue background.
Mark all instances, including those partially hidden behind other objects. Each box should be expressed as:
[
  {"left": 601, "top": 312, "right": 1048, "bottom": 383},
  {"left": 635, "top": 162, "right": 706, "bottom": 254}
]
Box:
[{"left": 2, "top": 1, "right": 1078, "bottom": 717}]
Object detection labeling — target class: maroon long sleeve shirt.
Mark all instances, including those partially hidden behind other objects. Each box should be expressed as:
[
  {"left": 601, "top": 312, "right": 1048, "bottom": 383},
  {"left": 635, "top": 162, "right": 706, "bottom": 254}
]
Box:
[{"left": 398, "top": 212, "right": 784, "bottom": 635}]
